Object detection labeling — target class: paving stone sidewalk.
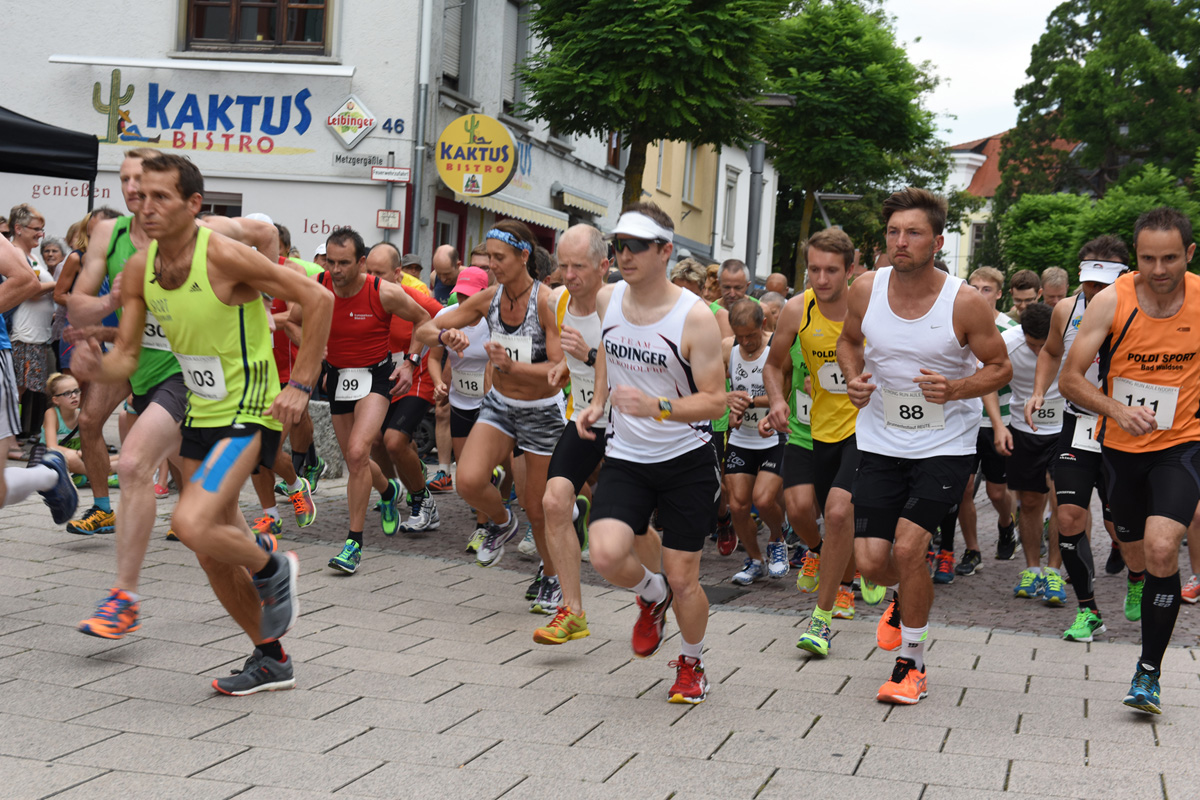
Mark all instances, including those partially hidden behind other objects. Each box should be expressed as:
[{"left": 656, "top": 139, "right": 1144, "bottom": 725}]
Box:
[{"left": 0, "top": 479, "right": 1197, "bottom": 799}]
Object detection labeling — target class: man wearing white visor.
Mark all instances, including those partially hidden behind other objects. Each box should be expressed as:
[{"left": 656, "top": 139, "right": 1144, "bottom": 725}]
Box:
[
  {"left": 576, "top": 202, "right": 726, "bottom": 704},
  {"left": 1027, "top": 237, "right": 1131, "bottom": 643}
]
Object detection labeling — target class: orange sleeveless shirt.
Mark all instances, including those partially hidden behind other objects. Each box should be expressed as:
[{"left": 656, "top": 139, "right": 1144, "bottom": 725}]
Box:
[{"left": 1099, "top": 271, "right": 1200, "bottom": 452}]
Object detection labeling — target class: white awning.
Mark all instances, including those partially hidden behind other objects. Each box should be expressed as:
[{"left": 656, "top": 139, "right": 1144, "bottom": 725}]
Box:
[
  {"left": 551, "top": 181, "right": 608, "bottom": 217},
  {"left": 455, "top": 191, "right": 569, "bottom": 232}
]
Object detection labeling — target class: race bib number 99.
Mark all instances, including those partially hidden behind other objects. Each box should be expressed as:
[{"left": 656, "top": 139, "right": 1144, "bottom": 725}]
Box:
[
  {"left": 881, "top": 388, "right": 945, "bottom": 431},
  {"left": 336, "top": 367, "right": 372, "bottom": 402},
  {"left": 177, "top": 354, "right": 227, "bottom": 401},
  {"left": 490, "top": 331, "right": 533, "bottom": 365}
]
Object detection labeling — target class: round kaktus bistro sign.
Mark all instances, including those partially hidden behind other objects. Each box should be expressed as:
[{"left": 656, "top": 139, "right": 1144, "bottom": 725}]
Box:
[{"left": 435, "top": 114, "right": 518, "bottom": 198}]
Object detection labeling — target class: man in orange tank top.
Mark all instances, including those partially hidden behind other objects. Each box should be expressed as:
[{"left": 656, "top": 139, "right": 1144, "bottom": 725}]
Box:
[{"left": 1061, "top": 206, "right": 1200, "bottom": 715}]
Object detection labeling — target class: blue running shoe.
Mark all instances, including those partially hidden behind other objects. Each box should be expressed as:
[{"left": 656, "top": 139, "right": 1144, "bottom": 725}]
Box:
[
  {"left": 328, "top": 539, "right": 363, "bottom": 574},
  {"left": 1042, "top": 568, "right": 1067, "bottom": 606},
  {"left": 1123, "top": 664, "right": 1162, "bottom": 714},
  {"left": 37, "top": 451, "right": 78, "bottom": 525}
]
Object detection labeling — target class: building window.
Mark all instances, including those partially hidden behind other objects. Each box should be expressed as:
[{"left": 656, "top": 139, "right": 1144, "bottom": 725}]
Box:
[
  {"left": 682, "top": 142, "right": 697, "bottom": 204},
  {"left": 656, "top": 143, "right": 665, "bottom": 190},
  {"left": 606, "top": 131, "right": 623, "bottom": 169},
  {"left": 970, "top": 222, "right": 986, "bottom": 256},
  {"left": 722, "top": 169, "right": 739, "bottom": 246},
  {"left": 502, "top": 1, "right": 528, "bottom": 114},
  {"left": 200, "top": 191, "right": 243, "bottom": 218},
  {"left": 442, "top": 0, "right": 475, "bottom": 95},
  {"left": 187, "top": 0, "right": 327, "bottom": 53}
]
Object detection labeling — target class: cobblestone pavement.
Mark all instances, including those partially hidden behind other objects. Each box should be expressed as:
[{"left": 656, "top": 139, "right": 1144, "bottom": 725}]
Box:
[{"left": 0, "top": 467, "right": 1197, "bottom": 798}]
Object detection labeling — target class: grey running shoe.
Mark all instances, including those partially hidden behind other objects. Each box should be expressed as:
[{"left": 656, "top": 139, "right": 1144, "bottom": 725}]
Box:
[
  {"left": 477, "top": 511, "right": 520, "bottom": 567},
  {"left": 530, "top": 576, "right": 562, "bottom": 615},
  {"left": 254, "top": 551, "right": 299, "bottom": 641},
  {"left": 35, "top": 450, "right": 79, "bottom": 526},
  {"left": 212, "top": 648, "right": 295, "bottom": 696},
  {"left": 398, "top": 493, "right": 440, "bottom": 533}
]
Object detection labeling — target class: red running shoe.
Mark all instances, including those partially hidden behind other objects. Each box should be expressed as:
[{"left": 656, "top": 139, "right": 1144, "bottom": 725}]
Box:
[
  {"left": 632, "top": 581, "right": 673, "bottom": 658},
  {"left": 667, "top": 655, "right": 709, "bottom": 704},
  {"left": 716, "top": 515, "right": 736, "bottom": 556}
]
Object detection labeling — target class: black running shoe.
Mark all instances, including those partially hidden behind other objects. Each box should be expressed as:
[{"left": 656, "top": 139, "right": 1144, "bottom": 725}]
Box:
[
  {"left": 995, "top": 515, "right": 1017, "bottom": 560},
  {"left": 213, "top": 649, "right": 295, "bottom": 696},
  {"left": 1106, "top": 543, "right": 1125, "bottom": 575}
]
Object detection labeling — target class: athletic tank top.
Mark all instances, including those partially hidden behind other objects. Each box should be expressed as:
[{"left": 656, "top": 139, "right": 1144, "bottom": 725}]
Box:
[
  {"left": 39, "top": 407, "right": 80, "bottom": 450},
  {"left": 728, "top": 340, "right": 771, "bottom": 450},
  {"left": 981, "top": 311, "right": 1020, "bottom": 428},
  {"left": 437, "top": 306, "right": 490, "bottom": 411},
  {"left": 144, "top": 227, "right": 281, "bottom": 431},
  {"left": 561, "top": 291, "right": 607, "bottom": 428},
  {"left": 856, "top": 268, "right": 981, "bottom": 458},
  {"left": 1004, "top": 325, "right": 1063, "bottom": 436},
  {"left": 603, "top": 282, "right": 711, "bottom": 462},
  {"left": 320, "top": 272, "right": 391, "bottom": 369},
  {"left": 388, "top": 286, "right": 443, "bottom": 404},
  {"left": 798, "top": 288, "right": 855, "bottom": 444},
  {"left": 787, "top": 337, "right": 813, "bottom": 448},
  {"left": 1098, "top": 272, "right": 1200, "bottom": 452},
  {"left": 269, "top": 296, "right": 296, "bottom": 385},
  {"left": 1061, "top": 291, "right": 1101, "bottom": 416},
  {"left": 108, "top": 215, "right": 182, "bottom": 395},
  {"left": 486, "top": 280, "right": 547, "bottom": 365}
]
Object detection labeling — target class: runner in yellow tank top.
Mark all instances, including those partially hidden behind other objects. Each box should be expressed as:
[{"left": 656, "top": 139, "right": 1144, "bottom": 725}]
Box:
[
  {"left": 1060, "top": 206, "right": 1200, "bottom": 715},
  {"left": 71, "top": 155, "right": 333, "bottom": 697},
  {"left": 768, "top": 229, "right": 874, "bottom": 659}
]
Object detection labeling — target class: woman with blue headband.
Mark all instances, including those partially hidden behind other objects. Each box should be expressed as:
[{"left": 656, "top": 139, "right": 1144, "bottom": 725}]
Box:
[{"left": 416, "top": 219, "right": 566, "bottom": 604}]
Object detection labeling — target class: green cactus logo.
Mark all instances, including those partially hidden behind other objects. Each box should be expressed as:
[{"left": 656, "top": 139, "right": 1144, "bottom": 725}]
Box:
[
  {"left": 465, "top": 115, "right": 491, "bottom": 145},
  {"left": 93, "top": 69, "right": 134, "bottom": 144}
]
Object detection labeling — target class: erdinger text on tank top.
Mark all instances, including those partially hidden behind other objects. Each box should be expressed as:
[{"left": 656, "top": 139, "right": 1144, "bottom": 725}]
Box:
[
  {"left": 603, "top": 282, "right": 710, "bottom": 462},
  {"left": 728, "top": 341, "right": 771, "bottom": 450},
  {"left": 1098, "top": 271, "right": 1200, "bottom": 453},
  {"left": 486, "top": 280, "right": 548, "bottom": 367},
  {"left": 562, "top": 296, "right": 607, "bottom": 428},
  {"left": 855, "top": 267, "right": 981, "bottom": 458},
  {"left": 1062, "top": 291, "right": 1101, "bottom": 416}
]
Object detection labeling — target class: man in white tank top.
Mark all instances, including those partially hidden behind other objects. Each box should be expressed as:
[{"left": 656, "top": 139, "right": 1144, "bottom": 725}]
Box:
[
  {"left": 534, "top": 225, "right": 663, "bottom": 643},
  {"left": 838, "top": 188, "right": 1011, "bottom": 706},
  {"left": 576, "top": 204, "right": 726, "bottom": 704}
]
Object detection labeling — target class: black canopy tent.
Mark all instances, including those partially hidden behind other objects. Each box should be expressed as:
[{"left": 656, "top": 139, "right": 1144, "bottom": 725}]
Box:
[{"left": 0, "top": 104, "right": 99, "bottom": 212}]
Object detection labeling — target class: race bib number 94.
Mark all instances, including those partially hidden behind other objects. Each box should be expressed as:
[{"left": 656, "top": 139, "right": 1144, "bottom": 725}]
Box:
[{"left": 881, "top": 388, "right": 945, "bottom": 431}]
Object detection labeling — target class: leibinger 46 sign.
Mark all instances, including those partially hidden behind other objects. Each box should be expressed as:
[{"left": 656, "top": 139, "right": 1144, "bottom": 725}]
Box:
[
  {"left": 435, "top": 114, "right": 518, "bottom": 197},
  {"left": 326, "top": 95, "right": 376, "bottom": 150}
]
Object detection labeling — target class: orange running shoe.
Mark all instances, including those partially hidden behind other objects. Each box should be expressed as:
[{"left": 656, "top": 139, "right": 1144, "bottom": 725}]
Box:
[
  {"left": 78, "top": 589, "right": 140, "bottom": 639},
  {"left": 876, "top": 657, "right": 927, "bottom": 704},
  {"left": 876, "top": 597, "right": 901, "bottom": 651}
]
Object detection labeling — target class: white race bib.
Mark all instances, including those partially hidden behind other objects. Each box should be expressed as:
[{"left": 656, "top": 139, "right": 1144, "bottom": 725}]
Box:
[
  {"left": 142, "top": 313, "right": 170, "bottom": 351},
  {"left": 881, "top": 388, "right": 945, "bottom": 431},
  {"left": 1031, "top": 398, "right": 1064, "bottom": 429},
  {"left": 336, "top": 367, "right": 372, "bottom": 402},
  {"left": 491, "top": 331, "right": 533, "bottom": 364},
  {"left": 1112, "top": 377, "right": 1179, "bottom": 430},
  {"left": 794, "top": 390, "right": 812, "bottom": 426},
  {"left": 1070, "top": 413, "right": 1102, "bottom": 453},
  {"left": 742, "top": 406, "right": 766, "bottom": 429},
  {"left": 453, "top": 369, "right": 486, "bottom": 399},
  {"left": 817, "top": 362, "right": 848, "bottom": 394},
  {"left": 177, "top": 354, "right": 227, "bottom": 401},
  {"left": 572, "top": 371, "right": 597, "bottom": 410}
]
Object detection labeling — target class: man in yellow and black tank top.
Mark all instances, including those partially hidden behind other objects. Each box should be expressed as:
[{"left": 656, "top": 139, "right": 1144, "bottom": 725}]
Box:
[
  {"left": 72, "top": 155, "right": 334, "bottom": 697},
  {"left": 1061, "top": 206, "right": 1200, "bottom": 715}
]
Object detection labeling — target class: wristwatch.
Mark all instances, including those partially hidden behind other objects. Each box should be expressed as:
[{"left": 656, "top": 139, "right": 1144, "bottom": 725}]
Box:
[
  {"left": 657, "top": 397, "right": 673, "bottom": 421},
  {"left": 403, "top": 353, "right": 421, "bottom": 367},
  {"left": 585, "top": 348, "right": 598, "bottom": 368}
]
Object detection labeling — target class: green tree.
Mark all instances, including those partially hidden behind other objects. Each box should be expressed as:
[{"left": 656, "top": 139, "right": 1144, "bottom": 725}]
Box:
[
  {"left": 999, "top": 192, "right": 1091, "bottom": 281},
  {"left": 998, "top": 0, "right": 1200, "bottom": 208},
  {"left": 761, "top": 0, "right": 941, "bottom": 288},
  {"left": 519, "top": 0, "right": 786, "bottom": 208}
]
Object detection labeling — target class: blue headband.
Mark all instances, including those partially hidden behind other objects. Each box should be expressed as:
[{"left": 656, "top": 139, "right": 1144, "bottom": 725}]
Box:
[{"left": 485, "top": 229, "right": 528, "bottom": 252}]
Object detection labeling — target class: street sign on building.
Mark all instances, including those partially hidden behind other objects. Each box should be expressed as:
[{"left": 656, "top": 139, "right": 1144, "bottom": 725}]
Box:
[
  {"left": 377, "top": 209, "right": 401, "bottom": 229},
  {"left": 371, "top": 166, "right": 411, "bottom": 183}
]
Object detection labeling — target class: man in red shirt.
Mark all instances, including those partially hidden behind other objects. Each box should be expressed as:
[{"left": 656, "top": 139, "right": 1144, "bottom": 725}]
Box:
[{"left": 366, "top": 243, "right": 444, "bottom": 531}]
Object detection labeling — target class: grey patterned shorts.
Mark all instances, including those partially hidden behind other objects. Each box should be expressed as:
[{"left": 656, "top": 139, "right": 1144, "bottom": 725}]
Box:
[{"left": 475, "top": 389, "right": 565, "bottom": 457}]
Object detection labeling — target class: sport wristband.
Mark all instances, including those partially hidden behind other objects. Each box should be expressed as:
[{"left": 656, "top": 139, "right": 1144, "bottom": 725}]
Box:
[
  {"left": 287, "top": 379, "right": 313, "bottom": 394},
  {"left": 438, "top": 329, "right": 447, "bottom": 345}
]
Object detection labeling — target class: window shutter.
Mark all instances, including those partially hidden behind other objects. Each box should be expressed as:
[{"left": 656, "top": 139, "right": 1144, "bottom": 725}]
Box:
[{"left": 443, "top": 1, "right": 462, "bottom": 79}]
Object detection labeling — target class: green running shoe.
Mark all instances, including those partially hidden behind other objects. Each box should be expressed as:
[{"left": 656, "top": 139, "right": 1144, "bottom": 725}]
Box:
[
  {"left": 380, "top": 479, "right": 402, "bottom": 536},
  {"left": 1125, "top": 578, "right": 1144, "bottom": 621},
  {"left": 328, "top": 539, "right": 362, "bottom": 574},
  {"left": 796, "top": 615, "right": 832, "bottom": 656},
  {"left": 860, "top": 575, "right": 886, "bottom": 606},
  {"left": 1063, "top": 608, "right": 1106, "bottom": 642},
  {"left": 303, "top": 456, "right": 328, "bottom": 493}
]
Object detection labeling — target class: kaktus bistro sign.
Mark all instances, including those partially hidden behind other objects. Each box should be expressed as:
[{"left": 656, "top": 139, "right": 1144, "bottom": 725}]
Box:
[{"left": 435, "top": 114, "right": 518, "bottom": 198}]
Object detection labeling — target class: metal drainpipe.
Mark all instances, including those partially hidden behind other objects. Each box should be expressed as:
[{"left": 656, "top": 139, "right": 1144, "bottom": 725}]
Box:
[
  {"left": 745, "top": 140, "right": 765, "bottom": 285},
  {"left": 409, "top": 0, "right": 434, "bottom": 255}
]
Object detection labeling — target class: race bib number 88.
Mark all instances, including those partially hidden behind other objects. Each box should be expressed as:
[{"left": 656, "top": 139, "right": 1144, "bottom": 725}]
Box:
[{"left": 881, "top": 388, "right": 945, "bottom": 431}]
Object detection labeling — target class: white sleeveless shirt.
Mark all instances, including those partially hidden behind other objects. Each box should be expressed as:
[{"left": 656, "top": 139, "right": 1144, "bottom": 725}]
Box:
[
  {"left": 437, "top": 307, "right": 490, "bottom": 411},
  {"left": 855, "top": 267, "right": 981, "bottom": 458},
  {"left": 728, "top": 342, "right": 771, "bottom": 450},
  {"left": 562, "top": 296, "right": 607, "bottom": 428},
  {"left": 1061, "top": 291, "right": 1100, "bottom": 416},
  {"left": 602, "top": 282, "right": 711, "bottom": 462}
]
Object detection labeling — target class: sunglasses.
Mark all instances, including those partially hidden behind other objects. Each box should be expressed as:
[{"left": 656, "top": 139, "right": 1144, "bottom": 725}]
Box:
[{"left": 612, "top": 237, "right": 665, "bottom": 255}]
